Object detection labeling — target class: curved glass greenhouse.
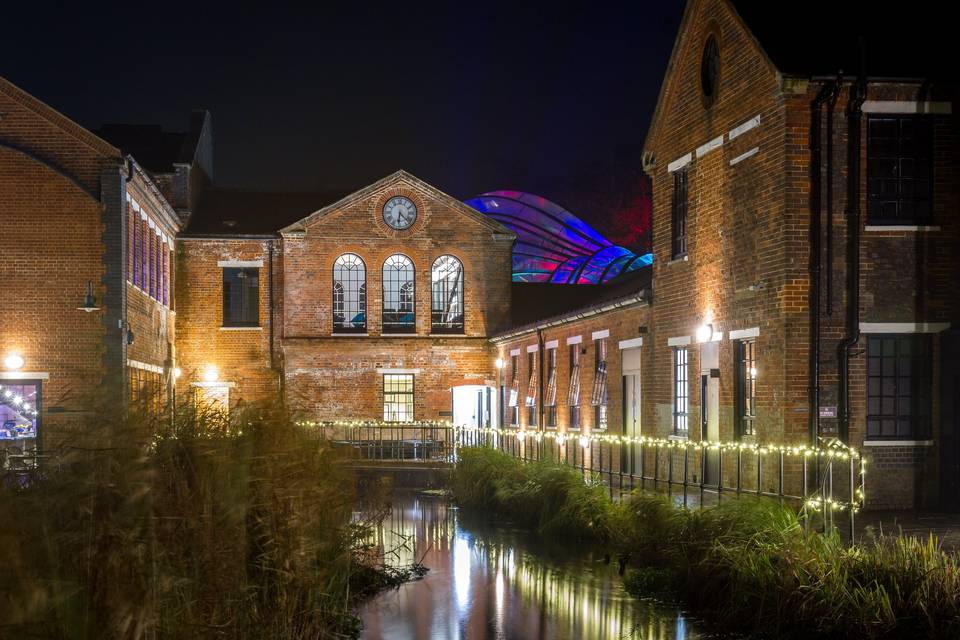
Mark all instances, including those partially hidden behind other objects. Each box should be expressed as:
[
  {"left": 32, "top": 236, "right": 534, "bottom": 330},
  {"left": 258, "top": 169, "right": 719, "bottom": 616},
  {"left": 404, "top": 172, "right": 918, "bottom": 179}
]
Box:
[{"left": 464, "top": 190, "right": 652, "bottom": 284}]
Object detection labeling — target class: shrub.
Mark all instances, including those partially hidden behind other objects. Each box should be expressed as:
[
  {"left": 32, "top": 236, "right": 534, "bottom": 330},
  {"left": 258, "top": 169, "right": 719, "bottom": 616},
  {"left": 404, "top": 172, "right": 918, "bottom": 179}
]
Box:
[{"left": 0, "top": 395, "right": 399, "bottom": 639}]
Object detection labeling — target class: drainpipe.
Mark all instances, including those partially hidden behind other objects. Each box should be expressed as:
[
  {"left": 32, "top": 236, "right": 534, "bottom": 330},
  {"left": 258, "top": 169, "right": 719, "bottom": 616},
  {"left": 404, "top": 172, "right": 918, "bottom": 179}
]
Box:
[
  {"left": 809, "top": 80, "right": 835, "bottom": 446},
  {"left": 838, "top": 62, "right": 868, "bottom": 445},
  {"left": 825, "top": 74, "right": 842, "bottom": 316}
]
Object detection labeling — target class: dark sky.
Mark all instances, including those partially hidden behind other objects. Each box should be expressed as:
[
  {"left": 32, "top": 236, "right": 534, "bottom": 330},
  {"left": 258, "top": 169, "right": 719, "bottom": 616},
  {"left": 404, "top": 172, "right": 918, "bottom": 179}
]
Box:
[{"left": 1, "top": 2, "right": 682, "bottom": 200}]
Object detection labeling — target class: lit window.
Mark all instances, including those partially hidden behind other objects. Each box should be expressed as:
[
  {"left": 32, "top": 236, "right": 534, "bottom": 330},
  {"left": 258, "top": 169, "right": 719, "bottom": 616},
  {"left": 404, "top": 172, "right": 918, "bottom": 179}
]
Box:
[
  {"left": 431, "top": 255, "right": 464, "bottom": 333},
  {"left": 223, "top": 267, "right": 259, "bottom": 327},
  {"left": 591, "top": 338, "right": 608, "bottom": 430},
  {"left": 508, "top": 354, "right": 520, "bottom": 426},
  {"left": 545, "top": 347, "right": 557, "bottom": 427},
  {"left": 333, "top": 253, "right": 366, "bottom": 333},
  {"left": 525, "top": 350, "right": 537, "bottom": 427},
  {"left": 736, "top": 339, "right": 756, "bottom": 437},
  {"left": 568, "top": 345, "right": 581, "bottom": 429},
  {"left": 383, "top": 254, "right": 415, "bottom": 333},
  {"left": 673, "top": 347, "right": 688, "bottom": 436},
  {"left": 383, "top": 374, "right": 414, "bottom": 422}
]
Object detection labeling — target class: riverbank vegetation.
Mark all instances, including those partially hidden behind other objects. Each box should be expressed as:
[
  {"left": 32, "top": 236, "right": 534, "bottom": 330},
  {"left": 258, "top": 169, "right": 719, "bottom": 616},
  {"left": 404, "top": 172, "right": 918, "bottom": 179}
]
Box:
[
  {"left": 453, "top": 446, "right": 960, "bottom": 639},
  {"left": 0, "top": 398, "right": 410, "bottom": 639}
]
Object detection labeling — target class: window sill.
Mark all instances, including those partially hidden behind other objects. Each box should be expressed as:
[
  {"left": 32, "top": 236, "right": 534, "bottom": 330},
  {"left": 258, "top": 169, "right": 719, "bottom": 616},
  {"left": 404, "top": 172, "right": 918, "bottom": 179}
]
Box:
[
  {"left": 380, "top": 333, "right": 419, "bottom": 337},
  {"left": 864, "top": 225, "right": 940, "bottom": 232},
  {"left": 331, "top": 333, "right": 369, "bottom": 337},
  {"left": 862, "top": 439, "right": 934, "bottom": 447},
  {"left": 429, "top": 332, "right": 466, "bottom": 337},
  {"left": 220, "top": 326, "right": 262, "bottom": 331},
  {"left": 668, "top": 434, "right": 689, "bottom": 441},
  {"left": 667, "top": 254, "right": 688, "bottom": 265}
]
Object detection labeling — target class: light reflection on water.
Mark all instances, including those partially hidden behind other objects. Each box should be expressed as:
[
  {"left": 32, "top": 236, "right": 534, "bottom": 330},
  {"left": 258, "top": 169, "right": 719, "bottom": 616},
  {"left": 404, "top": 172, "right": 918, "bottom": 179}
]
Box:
[{"left": 358, "top": 493, "right": 705, "bottom": 640}]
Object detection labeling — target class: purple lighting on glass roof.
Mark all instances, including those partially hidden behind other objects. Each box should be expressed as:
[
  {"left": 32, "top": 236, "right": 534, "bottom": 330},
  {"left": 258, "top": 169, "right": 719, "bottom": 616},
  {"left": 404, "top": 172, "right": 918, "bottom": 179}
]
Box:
[{"left": 464, "top": 190, "right": 652, "bottom": 285}]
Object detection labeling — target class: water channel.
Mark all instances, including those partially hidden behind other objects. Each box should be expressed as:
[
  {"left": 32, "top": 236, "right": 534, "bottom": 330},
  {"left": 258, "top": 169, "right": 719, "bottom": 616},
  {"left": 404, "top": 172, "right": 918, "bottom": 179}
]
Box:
[{"left": 358, "top": 492, "right": 708, "bottom": 640}]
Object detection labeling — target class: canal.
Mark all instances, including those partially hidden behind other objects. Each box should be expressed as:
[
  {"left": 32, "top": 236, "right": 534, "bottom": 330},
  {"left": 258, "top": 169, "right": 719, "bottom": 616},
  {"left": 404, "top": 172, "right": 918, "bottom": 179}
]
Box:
[{"left": 358, "top": 491, "right": 706, "bottom": 639}]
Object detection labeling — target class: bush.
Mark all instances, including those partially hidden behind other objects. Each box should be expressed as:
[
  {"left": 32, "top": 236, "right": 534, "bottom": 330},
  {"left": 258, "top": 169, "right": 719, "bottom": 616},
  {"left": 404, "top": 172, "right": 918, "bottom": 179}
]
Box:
[
  {"left": 0, "top": 395, "right": 400, "bottom": 639},
  {"left": 453, "top": 446, "right": 960, "bottom": 639}
]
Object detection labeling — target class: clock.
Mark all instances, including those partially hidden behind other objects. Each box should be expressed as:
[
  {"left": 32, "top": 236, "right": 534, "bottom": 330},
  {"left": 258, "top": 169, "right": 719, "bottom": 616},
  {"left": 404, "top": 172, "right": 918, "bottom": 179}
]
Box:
[{"left": 382, "top": 196, "right": 417, "bottom": 230}]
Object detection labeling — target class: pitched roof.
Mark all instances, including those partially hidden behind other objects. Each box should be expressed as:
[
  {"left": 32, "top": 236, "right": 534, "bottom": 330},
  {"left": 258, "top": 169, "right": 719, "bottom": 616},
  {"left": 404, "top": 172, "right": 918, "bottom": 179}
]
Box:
[
  {"left": 96, "top": 111, "right": 210, "bottom": 174},
  {"left": 182, "top": 187, "right": 351, "bottom": 237},
  {"left": 279, "top": 170, "right": 515, "bottom": 237},
  {"left": 0, "top": 75, "right": 119, "bottom": 157},
  {"left": 730, "top": 0, "right": 953, "bottom": 80},
  {"left": 504, "top": 265, "right": 652, "bottom": 332}
]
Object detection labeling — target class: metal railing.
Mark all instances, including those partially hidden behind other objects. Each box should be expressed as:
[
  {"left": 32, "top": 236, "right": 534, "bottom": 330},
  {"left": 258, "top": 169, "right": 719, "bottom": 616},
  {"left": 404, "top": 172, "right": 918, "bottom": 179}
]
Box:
[
  {"left": 456, "top": 426, "right": 866, "bottom": 539},
  {"left": 309, "top": 420, "right": 456, "bottom": 462}
]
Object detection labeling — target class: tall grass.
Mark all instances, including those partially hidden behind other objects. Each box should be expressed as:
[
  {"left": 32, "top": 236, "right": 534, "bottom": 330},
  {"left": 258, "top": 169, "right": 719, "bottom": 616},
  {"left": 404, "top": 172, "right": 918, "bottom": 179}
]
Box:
[
  {"left": 453, "top": 446, "right": 960, "bottom": 639},
  {"left": 0, "top": 395, "right": 403, "bottom": 639}
]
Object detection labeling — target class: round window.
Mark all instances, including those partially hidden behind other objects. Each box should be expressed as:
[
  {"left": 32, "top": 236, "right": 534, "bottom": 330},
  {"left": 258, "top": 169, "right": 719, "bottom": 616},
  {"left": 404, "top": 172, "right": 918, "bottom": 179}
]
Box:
[{"left": 700, "top": 34, "right": 720, "bottom": 106}]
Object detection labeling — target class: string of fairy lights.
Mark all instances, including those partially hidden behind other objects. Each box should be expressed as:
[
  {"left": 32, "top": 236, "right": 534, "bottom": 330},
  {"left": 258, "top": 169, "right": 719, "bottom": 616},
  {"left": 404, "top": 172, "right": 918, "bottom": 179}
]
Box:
[{"left": 299, "top": 419, "right": 867, "bottom": 512}]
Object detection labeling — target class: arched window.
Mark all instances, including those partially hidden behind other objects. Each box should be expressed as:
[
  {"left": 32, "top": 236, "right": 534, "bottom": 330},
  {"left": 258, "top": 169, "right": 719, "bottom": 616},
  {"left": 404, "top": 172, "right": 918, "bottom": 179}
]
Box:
[
  {"left": 383, "top": 254, "right": 415, "bottom": 333},
  {"left": 333, "top": 253, "right": 366, "bottom": 333},
  {"left": 431, "top": 255, "right": 464, "bottom": 333}
]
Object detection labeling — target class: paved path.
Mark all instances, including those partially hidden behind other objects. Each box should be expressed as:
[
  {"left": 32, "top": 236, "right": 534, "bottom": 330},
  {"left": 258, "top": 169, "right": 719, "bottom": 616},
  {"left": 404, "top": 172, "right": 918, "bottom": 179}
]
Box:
[{"left": 856, "top": 510, "right": 960, "bottom": 551}]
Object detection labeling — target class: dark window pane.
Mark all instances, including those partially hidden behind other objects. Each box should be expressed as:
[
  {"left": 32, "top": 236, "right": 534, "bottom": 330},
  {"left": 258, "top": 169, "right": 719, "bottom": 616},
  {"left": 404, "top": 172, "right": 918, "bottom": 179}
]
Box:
[
  {"left": 223, "top": 268, "right": 259, "bottom": 327},
  {"left": 867, "top": 115, "right": 934, "bottom": 225}
]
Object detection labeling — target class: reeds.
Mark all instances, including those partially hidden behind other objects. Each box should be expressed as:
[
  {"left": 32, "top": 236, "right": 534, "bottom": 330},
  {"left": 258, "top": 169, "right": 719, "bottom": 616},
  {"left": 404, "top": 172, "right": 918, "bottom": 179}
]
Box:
[
  {"left": 0, "top": 394, "right": 400, "bottom": 639},
  {"left": 452, "top": 446, "right": 960, "bottom": 639}
]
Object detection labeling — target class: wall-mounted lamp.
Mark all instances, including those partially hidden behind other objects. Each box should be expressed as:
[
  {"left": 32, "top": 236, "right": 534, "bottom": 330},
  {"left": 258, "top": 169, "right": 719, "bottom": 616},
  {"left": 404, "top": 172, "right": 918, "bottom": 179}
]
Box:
[
  {"left": 696, "top": 323, "right": 714, "bottom": 343},
  {"left": 495, "top": 358, "right": 505, "bottom": 370},
  {"left": 4, "top": 353, "right": 24, "bottom": 371},
  {"left": 203, "top": 365, "right": 219, "bottom": 383},
  {"left": 77, "top": 281, "right": 100, "bottom": 313},
  {"left": 172, "top": 367, "right": 182, "bottom": 380}
]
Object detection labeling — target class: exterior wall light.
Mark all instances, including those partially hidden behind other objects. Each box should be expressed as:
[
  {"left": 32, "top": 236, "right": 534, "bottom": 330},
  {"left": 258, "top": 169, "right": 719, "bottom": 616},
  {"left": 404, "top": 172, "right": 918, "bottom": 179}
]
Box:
[
  {"left": 203, "top": 365, "right": 219, "bottom": 383},
  {"left": 172, "top": 367, "right": 182, "bottom": 379},
  {"left": 696, "top": 323, "right": 714, "bottom": 343},
  {"left": 77, "top": 280, "right": 100, "bottom": 313},
  {"left": 4, "top": 353, "right": 24, "bottom": 371},
  {"left": 495, "top": 357, "right": 505, "bottom": 370}
]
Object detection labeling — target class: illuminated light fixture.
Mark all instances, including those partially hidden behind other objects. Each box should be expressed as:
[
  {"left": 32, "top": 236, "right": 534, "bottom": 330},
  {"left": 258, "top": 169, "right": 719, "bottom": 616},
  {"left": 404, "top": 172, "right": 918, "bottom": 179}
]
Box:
[
  {"left": 696, "top": 323, "right": 714, "bottom": 343},
  {"left": 4, "top": 353, "right": 24, "bottom": 371},
  {"left": 203, "top": 365, "right": 219, "bottom": 383},
  {"left": 172, "top": 367, "right": 182, "bottom": 379},
  {"left": 750, "top": 367, "right": 758, "bottom": 377},
  {"left": 77, "top": 280, "right": 100, "bottom": 313},
  {"left": 495, "top": 358, "right": 505, "bottom": 370}
]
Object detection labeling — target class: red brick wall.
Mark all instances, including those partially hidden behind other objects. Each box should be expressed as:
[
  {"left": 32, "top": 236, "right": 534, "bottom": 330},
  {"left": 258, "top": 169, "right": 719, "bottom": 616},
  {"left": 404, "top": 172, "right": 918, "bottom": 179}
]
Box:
[
  {"left": 0, "top": 90, "right": 112, "bottom": 444},
  {"left": 175, "top": 239, "right": 280, "bottom": 404},
  {"left": 280, "top": 172, "right": 513, "bottom": 420},
  {"left": 644, "top": 0, "right": 791, "bottom": 450}
]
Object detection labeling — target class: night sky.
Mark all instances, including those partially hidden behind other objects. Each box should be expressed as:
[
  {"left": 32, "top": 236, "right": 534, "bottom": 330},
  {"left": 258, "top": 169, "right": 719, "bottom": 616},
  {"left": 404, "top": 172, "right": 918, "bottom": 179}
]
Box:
[{"left": 2, "top": 2, "right": 681, "bottom": 237}]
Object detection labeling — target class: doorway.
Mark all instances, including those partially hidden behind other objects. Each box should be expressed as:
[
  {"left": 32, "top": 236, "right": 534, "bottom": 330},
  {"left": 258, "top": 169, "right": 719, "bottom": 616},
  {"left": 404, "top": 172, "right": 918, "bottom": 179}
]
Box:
[
  {"left": 940, "top": 329, "right": 960, "bottom": 511},
  {"left": 452, "top": 384, "right": 496, "bottom": 428},
  {"left": 621, "top": 346, "right": 641, "bottom": 475},
  {"left": 0, "top": 378, "right": 42, "bottom": 470},
  {"left": 700, "top": 342, "right": 720, "bottom": 486}
]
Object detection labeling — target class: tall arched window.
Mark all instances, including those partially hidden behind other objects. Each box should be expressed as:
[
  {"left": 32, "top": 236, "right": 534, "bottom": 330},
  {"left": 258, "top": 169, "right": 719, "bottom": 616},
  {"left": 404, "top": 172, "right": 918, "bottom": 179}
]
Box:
[
  {"left": 383, "top": 254, "right": 415, "bottom": 333},
  {"left": 431, "top": 255, "right": 464, "bottom": 333},
  {"left": 333, "top": 253, "right": 366, "bottom": 333}
]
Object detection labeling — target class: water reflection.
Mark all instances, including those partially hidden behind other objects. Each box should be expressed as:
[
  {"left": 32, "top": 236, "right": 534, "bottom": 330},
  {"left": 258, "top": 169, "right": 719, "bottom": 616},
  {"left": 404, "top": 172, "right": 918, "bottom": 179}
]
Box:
[{"left": 358, "top": 493, "right": 704, "bottom": 640}]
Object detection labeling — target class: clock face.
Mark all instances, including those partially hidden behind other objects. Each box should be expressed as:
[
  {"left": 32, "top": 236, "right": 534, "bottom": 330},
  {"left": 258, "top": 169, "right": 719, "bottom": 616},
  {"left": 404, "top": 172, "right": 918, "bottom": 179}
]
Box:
[{"left": 382, "top": 196, "right": 417, "bottom": 230}]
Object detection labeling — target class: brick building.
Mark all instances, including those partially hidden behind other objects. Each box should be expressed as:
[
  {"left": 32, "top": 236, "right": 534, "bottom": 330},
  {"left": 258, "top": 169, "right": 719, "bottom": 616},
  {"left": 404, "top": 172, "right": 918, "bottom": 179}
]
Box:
[
  {"left": 2, "top": 0, "right": 957, "bottom": 510},
  {"left": 1, "top": 76, "right": 208, "bottom": 453}
]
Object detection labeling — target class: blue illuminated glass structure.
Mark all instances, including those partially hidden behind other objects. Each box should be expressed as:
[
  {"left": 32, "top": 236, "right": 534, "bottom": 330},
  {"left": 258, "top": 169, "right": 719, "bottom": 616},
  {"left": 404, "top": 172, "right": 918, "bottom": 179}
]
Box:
[{"left": 464, "top": 190, "right": 653, "bottom": 284}]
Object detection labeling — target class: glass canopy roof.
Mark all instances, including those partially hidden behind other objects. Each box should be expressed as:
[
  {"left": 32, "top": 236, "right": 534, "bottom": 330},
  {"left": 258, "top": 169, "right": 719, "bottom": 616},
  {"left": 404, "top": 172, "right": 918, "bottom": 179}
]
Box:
[{"left": 464, "top": 190, "right": 653, "bottom": 284}]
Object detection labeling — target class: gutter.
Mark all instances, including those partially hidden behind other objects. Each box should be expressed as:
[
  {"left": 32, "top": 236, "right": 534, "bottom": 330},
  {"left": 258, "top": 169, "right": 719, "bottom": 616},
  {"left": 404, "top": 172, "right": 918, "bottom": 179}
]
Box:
[
  {"left": 490, "top": 290, "right": 650, "bottom": 343},
  {"left": 126, "top": 156, "right": 182, "bottom": 233}
]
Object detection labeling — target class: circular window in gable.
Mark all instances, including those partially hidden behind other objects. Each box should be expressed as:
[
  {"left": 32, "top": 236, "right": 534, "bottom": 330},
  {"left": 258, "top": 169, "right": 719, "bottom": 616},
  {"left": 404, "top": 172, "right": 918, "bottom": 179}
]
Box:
[{"left": 700, "top": 34, "right": 720, "bottom": 107}]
